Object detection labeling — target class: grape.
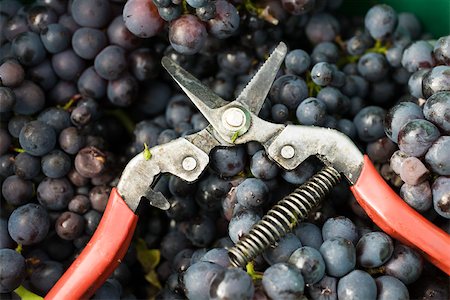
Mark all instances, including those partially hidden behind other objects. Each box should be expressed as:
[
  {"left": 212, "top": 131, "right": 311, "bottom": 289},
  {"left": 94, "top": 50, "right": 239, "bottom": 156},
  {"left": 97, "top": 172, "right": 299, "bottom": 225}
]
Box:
[
  {"left": 168, "top": 175, "right": 197, "bottom": 197},
  {"left": 228, "top": 209, "right": 261, "bottom": 243},
  {"left": 235, "top": 178, "right": 269, "bottom": 208},
  {"left": 400, "top": 181, "right": 432, "bottom": 212},
  {"left": 195, "top": 2, "right": 216, "bottom": 21},
  {"left": 94, "top": 45, "right": 127, "bottom": 80},
  {"left": 19, "top": 120, "right": 56, "bottom": 156},
  {"left": 199, "top": 248, "right": 230, "bottom": 268},
  {"left": 337, "top": 270, "right": 377, "bottom": 300},
  {"left": 217, "top": 48, "right": 252, "bottom": 75},
  {"left": 83, "top": 209, "right": 101, "bottom": 235},
  {"left": 68, "top": 194, "right": 91, "bottom": 214},
  {"left": 123, "top": 0, "right": 164, "bottom": 38},
  {"left": 0, "top": 154, "right": 15, "bottom": 178},
  {"left": 8, "top": 203, "right": 50, "bottom": 245},
  {"left": 423, "top": 91, "right": 450, "bottom": 133},
  {"left": 262, "top": 263, "right": 304, "bottom": 300},
  {"left": 356, "top": 231, "right": 393, "bottom": 268},
  {"left": 37, "top": 107, "right": 71, "bottom": 134},
  {"left": 0, "top": 218, "right": 15, "bottom": 249},
  {"left": 307, "top": 275, "right": 337, "bottom": 300},
  {"left": 384, "top": 244, "right": 423, "bottom": 284},
  {"left": 289, "top": 246, "right": 326, "bottom": 284},
  {"left": 263, "top": 233, "right": 302, "bottom": 265},
  {"left": 357, "top": 52, "right": 389, "bottom": 82},
  {"left": 211, "top": 146, "right": 246, "bottom": 178},
  {"left": 306, "top": 13, "right": 340, "bottom": 44},
  {"left": 37, "top": 177, "right": 74, "bottom": 210},
  {"left": 401, "top": 41, "right": 435, "bottom": 73},
  {"left": 71, "top": 0, "right": 111, "bottom": 28},
  {"left": 59, "top": 127, "right": 86, "bottom": 155},
  {"left": 0, "top": 59, "right": 25, "bottom": 87},
  {"left": 27, "top": 5, "right": 58, "bottom": 33},
  {"left": 425, "top": 136, "right": 450, "bottom": 175},
  {"left": 399, "top": 156, "right": 429, "bottom": 185},
  {"left": 209, "top": 268, "right": 254, "bottom": 300},
  {"left": 185, "top": 214, "right": 216, "bottom": 247},
  {"left": 346, "top": 33, "right": 372, "bottom": 57},
  {"left": 294, "top": 222, "right": 323, "bottom": 250},
  {"left": 250, "top": 150, "right": 279, "bottom": 180},
  {"left": 11, "top": 31, "right": 46, "bottom": 66},
  {"left": 77, "top": 67, "right": 107, "bottom": 99},
  {"left": 319, "top": 237, "right": 356, "bottom": 277},
  {"left": 317, "top": 87, "right": 349, "bottom": 115},
  {"left": 281, "top": 158, "right": 317, "bottom": 185},
  {"left": 2, "top": 175, "right": 34, "bottom": 206},
  {"left": 207, "top": 0, "right": 239, "bottom": 39},
  {"left": 107, "top": 16, "right": 142, "bottom": 50},
  {"left": 270, "top": 74, "right": 308, "bottom": 110},
  {"left": 183, "top": 261, "right": 225, "bottom": 300},
  {"left": 74, "top": 146, "right": 107, "bottom": 178},
  {"left": 433, "top": 35, "right": 450, "bottom": 65},
  {"left": 29, "top": 260, "right": 64, "bottom": 295},
  {"left": 281, "top": 0, "right": 314, "bottom": 15},
  {"left": 432, "top": 177, "right": 450, "bottom": 219},
  {"left": 196, "top": 173, "right": 231, "bottom": 212},
  {"left": 422, "top": 66, "right": 450, "bottom": 99},
  {"left": 322, "top": 216, "right": 358, "bottom": 245},
  {"left": 107, "top": 73, "right": 139, "bottom": 107},
  {"left": 0, "top": 128, "right": 11, "bottom": 155},
  {"left": 398, "top": 12, "right": 422, "bottom": 39},
  {"left": 129, "top": 48, "right": 159, "bottom": 81},
  {"left": 0, "top": 249, "right": 26, "bottom": 293},
  {"left": 407, "top": 69, "right": 428, "bottom": 99},
  {"left": 158, "top": 4, "right": 182, "bottom": 22},
  {"left": 72, "top": 27, "right": 108, "bottom": 60},
  {"left": 353, "top": 106, "right": 386, "bottom": 142},
  {"left": 285, "top": 49, "right": 310, "bottom": 74},
  {"left": 364, "top": 4, "right": 397, "bottom": 40},
  {"left": 384, "top": 101, "right": 424, "bottom": 143},
  {"left": 28, "top": 59, "right": 58, "bottom": 91},
  {"left": 397, "top": 119, "right": 440, "bottom": 157},
  {"left": 376, "top": 275, "right": 409, "bottom": 300},
  {"left": 92, "top": 279, "right": 122, "bottom": 300},
  {"left": 366, "top": 137, "right": 397, "bottom": 163},
  {"left": 13, "top": 80, "right": 46, "bottom": 115},
  {"left": 296, "top": 97, "right": 327, "bottom": 126}
]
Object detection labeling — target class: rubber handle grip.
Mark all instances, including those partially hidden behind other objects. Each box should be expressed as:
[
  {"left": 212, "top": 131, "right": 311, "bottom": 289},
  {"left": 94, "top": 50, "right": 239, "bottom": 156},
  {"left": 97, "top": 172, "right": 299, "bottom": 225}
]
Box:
[
  {"left": 45, "top": 188, "right": 139, "bottom": 300},
  {"left": 350, "top": 156, "right": 450, "bottom": 275}
]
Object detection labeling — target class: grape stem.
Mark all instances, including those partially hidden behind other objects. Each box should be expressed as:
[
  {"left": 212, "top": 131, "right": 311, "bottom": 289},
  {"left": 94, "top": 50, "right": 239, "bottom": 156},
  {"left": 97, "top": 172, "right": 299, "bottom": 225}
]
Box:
[{"left": 241, "top": 0, "right": 278, "bottom": 25}]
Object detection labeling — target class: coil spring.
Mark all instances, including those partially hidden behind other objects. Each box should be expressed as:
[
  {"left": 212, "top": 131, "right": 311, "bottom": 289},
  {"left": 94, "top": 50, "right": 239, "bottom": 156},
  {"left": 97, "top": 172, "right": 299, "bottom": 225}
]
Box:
[{"left": 228, "top": 166, "right": 341, "bottom": 268}]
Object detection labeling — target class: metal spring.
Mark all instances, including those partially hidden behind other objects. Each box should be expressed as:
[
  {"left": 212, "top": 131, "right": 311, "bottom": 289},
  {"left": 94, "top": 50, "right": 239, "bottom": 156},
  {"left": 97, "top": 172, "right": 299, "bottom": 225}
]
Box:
[{"left": 228, "top": 166, "right": 341, "bottom": 268}]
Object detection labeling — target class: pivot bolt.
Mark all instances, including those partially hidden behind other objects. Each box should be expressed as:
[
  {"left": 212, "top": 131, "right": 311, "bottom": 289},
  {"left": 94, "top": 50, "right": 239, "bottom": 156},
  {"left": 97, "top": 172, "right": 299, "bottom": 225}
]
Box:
[
  {"left": 222, "top": 107, "right": 246, "bottom": 128},
  {"left": 281, "top": 145, "right": 295, "bottom": 159},
  {"left": 182, "top": 156, "right": 197, "bottom": 171}
]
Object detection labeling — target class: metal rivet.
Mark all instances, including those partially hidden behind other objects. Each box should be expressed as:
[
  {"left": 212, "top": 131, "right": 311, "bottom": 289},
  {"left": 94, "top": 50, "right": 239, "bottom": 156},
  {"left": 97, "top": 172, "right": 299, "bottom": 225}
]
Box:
[
  {"left": 281, "top": 145, "right": 295, "bottom": 159},
  {"left": 222, "top": 107, "right": 245, "bottom": 128},
  {"left": 182, "top": 156, "right": 197, "bottom": 171}
]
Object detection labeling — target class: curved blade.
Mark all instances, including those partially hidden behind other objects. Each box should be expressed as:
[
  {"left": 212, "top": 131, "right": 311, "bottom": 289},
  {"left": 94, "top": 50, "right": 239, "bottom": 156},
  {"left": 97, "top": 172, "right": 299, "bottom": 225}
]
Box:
[{"left": 236, "top": 42, "right": 287, "bottom": 114}]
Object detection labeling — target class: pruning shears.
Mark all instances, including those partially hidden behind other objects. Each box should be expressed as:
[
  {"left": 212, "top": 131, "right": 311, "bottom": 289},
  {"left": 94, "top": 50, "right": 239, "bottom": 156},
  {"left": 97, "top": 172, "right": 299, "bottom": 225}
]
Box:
[{"left": 46, "top": 42, "right": 450, "bottom": 300}]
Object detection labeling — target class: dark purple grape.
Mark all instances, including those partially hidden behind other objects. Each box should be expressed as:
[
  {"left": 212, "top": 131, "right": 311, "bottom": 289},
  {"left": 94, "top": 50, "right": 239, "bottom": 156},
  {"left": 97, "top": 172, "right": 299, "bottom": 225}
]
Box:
[
  {"left": 211, "top": 146, "right": 246, "bottom": 178},
  {"left": 123, "top": 0, "right": 164, "bottom": 38},
  {"left": 1, "top": 175, "right": 34, "bottom": 206},
  {"left": 353, "top": 106, "right": 386, "bottom": 142},
  {"left": 311, "top": 62, "right": 341, "bottom": 86},
  {"left": 398, "top": 12, "right": 422, "bottom": 39},
  {"left": 186, "top": 0, "right": 207, "bottom": 8},
  {"left": 195, "top": 2, "right": 215, "bottom": 21},
  {"left": 0, "top": 154, "right": 15, "bottom": 178},
  {"left": 13, "top": 152, "right": 40, "bottom": 180},
  {"left": 337, "top": 270, "right": 377, "bottom": 300},
  {"left": 70, "top": 97, "right": 100, "bottom": 127},
  {"left": 263, "top": 233, "right": 302, "bottom": 265},
  {"left": 129, "top": 48, "right": 160, "bottom": 81},
  {"left": 423, "top": 91, "right": 450, "bottom": 133},
  {"left": 37, "top": 107, "right": 71, "bottom": 134},
  {"left": 107, "top": 16, "right": 142, "bottom": 50},
  {"left": 306, "top": 13, "right": 340, "bottom": 44},
  {"left": 400, "top": 181, "right": 432, "bottom": 212},
  {"left": 72, "top": 27, "right": 107, "bottom": 60},
  {"left": 29, "top": 260, "right": 64, "bottom": 295},
  {"left": 285, "top": 49, "right": 310, "bottom": 74},
  {"left": 296, "top": 97, "right": 327, "bottom": 126},
  {"left": 209, "top": 268, "right": 254, "bottom": 300},
  {"left": 317, "top": 87, "right": 349, "bottom": 115},
  {"left": 68, "top": 194, "right": 91, "bottom": 214},
  {"left": 55, "top": 211, "right": 85, "bottom": 240},
  {"left": 235, "top": 178, "right": 269, "bottom": 208},
  {"left": 83, "top": 209, "right": 101, "bottom": 235},
  {"left": 0, "top": 87, "right": 15, "bottom": 114},
  {"left": 319, "top": 237, "right": 355, "bottom": 277},
  {"left": 183, "top": 261, "right": 225, "bottom": 300},
  {"left": 322, "top": 216, "right": 358, "bottom": 245},
  {"left": 408, "top": 69, "right": 428, "bottom": 99},
  {"left": 27, "top": 5, "right": 58, "bottom": 33},
  {"left": 307, "top": 275, "right": 337, "bottom": 300},
  {"left": 8, "top": 203, "right": 50, "bottom": 245},
  {"left": 228, "top": 209, "right": 261, "bottom": 243},
  {"left": 364, "top": 4, "right": 397, "bottom": 40},
  {"left": 401, "top": 40, "right": 435, "bottom": 73},
  {"left": 270, "top": 74, "right": 308, "bottom": 110},
  {"left": 433, "top": 35, "right": 450, "bottom": 65},
  {"left": 11, "top": 31, "right": 46, "bottom": 66},
  {"left": 19, "top": 120, "right": 56, "bottom": 156},
  {"left": 13, "top": 80, "right": 45, "bottom": 115},
  {"left": 77, "top": 67, "right": 107, "bottom": 99},
  {"left": 422, "top": 66, "right": 450, "bottom": 99},
  {"left": 0, "top": 218, "right": 15, "bottom": 249},
  {"left": 59, "top": 127, "right": 86, "bottom": 155},
  {"left": 74, "top": 146, "right": 107, "bottom": 178},
  {"left": 294, "top": 222, "right": 323, "bottom": 250},
  {"left": 376, "top": 275, "right": 409, "bottom": 300},
  {"left": 0, "top": 0, "right": 21, "bottom": 16},
  {"left": 384, "top": 101, "right": 424, "bottom": 143},
  {"left": 207, "top": 0, "right": 239, "bottom": 39},
  {"left": 281, "top": 158, "right": 317, "bottom": 185},
  {"left": 92, "top": 279, "right": 122, "bottom": 300},
  {"left": 51, "top": 49, "right": 86, "bottom": 81},
  {"left": 89, "top": 185, "right": 111, "bottom": 212},
  {"left": 271, "top": 103, "right": 289, "bottom": 123},
  {"left": 0, "top": 59, "right": 25, "bottom": 87},
  {"left": 384, "top": 244, "right": 423, "bottom": 284},
  {"left": 58, "top": 13, "right": 80, "bottom": 33},
  {"left": 250, "top": 150, "right": 279, "bottom": 180},
  {"left": 37, "top": 177, "right": 74, "bottom": 210},
  {"left": 398, "top": 119, "right": 440, "bottom": 157},
  {"left": 158, "top": 4, "right": 182, "bottom": 22},
  {"left": 48, "top": 80, "right": 78, "bottom": 105},
  {"left": 41, "top": 149, "right": 71, "bottom": 178},
  {"left": 357, "top": 52, "right": 389, "bottom": 82},
  {"left": 281, "top": 0, "right": 314, "bottom": 15},
  {"left": 432, "top": 177, "right": 450, "bottom": 219},
  {"left": 425, "top": 136, "right": 450, "bottom": 175},
  {"left": 356, "top": 231, "right": 394, "bottom": 268},
  {"left": 289, "top": 246, "right": 326, "bottom": 284},
  {"left": 71, "top": 0, "right": 111, "bottom": 28},
  {"left": 94, "top": 45, "right": 127, "bottom": 80},
  {"left": 28, "top": 59, "right": 58, "bottom": 91},
  {"left": 107, "top": 73, "right": 139, "bottom": 107},
  {"left": 365, "top": 137, "right": 396, "bottom": 163},
  {"left": 346, "top": 32, "right": 373, "bottom": 57},
  {"left": 0, "top": 249, "right": 26, "bottom": 293},
  {"left": 399, "top": 156, "right": 429, "bottom": 185}
]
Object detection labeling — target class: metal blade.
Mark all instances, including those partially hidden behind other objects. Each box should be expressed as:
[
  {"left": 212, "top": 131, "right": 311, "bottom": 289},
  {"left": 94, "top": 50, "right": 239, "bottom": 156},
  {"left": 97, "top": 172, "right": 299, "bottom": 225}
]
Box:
[
  {"left": 162, "top": 57, "right": 228, "bottom": 127},
  {"left": 235, "top": 42, "right": 287, "bottom": 114}
]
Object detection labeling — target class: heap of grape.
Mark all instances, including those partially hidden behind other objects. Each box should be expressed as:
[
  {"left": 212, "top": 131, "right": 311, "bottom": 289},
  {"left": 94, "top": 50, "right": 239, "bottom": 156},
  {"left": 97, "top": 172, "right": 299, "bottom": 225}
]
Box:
[{"left": 0, "top": 0, "right": 449, "bottom": 299}]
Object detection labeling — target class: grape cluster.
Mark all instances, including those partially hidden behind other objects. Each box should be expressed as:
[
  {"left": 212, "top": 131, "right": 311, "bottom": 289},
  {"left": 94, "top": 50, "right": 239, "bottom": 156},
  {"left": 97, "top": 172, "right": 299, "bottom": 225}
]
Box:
[{"left": 0, "top": 0, "right": 449, "bottom": 299}]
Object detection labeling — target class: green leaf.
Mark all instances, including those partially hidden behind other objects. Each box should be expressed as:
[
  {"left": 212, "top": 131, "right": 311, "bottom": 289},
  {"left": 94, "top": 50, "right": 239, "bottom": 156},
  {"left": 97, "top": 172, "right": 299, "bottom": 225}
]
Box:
[
  {"left": 145, "top": 270, "right": 162, "bottom": 290},
  {"left": 246, "top": 262, "right": 263, "bottom": 281},
  {"left": 136, "top": 239, "right": 160, "bottom": 272},
  {"left": 15, "top": 244, "right": 22, "bottom": 254},
  {"left": 14, "top": 285, "right": 43, "bottom": 300},
  {"left": 143, "top": 143, "right": 152, "bottom": 161}
]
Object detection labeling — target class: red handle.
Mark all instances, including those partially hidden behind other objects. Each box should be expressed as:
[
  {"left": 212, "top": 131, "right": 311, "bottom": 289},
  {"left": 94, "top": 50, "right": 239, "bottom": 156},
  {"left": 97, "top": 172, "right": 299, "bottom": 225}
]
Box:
[
  {"left": 350, "top": 155, "right": 450, "bottom": 275},
  {"left": 45, "top": 188, "right": 139, "bottom": 300}
]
